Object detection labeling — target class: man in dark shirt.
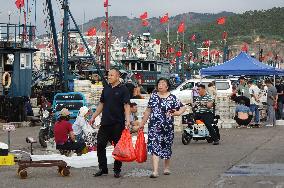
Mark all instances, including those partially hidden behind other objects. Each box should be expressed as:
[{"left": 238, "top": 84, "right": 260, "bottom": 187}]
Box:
[
  {"left": 90, "top": 68, "right": 130, "bottom": 178},
  {"left": 275, "top": 79, "right": 284, "bottom": 120}
]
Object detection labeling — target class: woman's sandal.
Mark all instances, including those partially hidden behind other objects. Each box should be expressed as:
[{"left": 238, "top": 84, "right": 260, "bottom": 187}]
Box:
[
  {"left": 163, "top": 170, "right": 171, "bottom": 175},
  {"left": 149, "top": 173, "right": 159, "bottom": 178}
]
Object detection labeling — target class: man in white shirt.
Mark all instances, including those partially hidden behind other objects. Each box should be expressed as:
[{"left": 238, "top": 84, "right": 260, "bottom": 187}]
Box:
[{"left": 247, "top": 81, "right": 260, "bottom": 125}]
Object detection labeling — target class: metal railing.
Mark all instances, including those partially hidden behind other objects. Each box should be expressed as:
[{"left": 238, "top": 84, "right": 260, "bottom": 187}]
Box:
[{"left": 0, "top": 23, "right": 36, "bottom": 48}]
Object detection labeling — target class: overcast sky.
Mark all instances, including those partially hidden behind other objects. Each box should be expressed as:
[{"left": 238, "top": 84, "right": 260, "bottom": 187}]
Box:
[{"left": 0, "top": 0, "right": 283, "bottom": 34}]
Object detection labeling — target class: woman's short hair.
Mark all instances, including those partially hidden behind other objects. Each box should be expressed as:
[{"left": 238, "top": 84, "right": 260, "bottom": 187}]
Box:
[
  {"left": 156, "top": 77, "right": 171, "bottom": 91},
  {"left": 239, "top": 99, "right": 246, "bottom": 105}
]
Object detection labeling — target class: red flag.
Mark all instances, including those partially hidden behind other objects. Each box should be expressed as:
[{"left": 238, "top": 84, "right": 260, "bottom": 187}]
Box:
[
  {"left": 122, "top": 47, "right": 127, "bottom": 53},
  {"left": 140, "top": 12, "right": 148, "bottom": 20},
  {"left": 177, "top": 22, "right": 185, "bottom": 33},
  {"left": 176, "top": 51, "right": 182, "bottom": 57},
  {"left": 217, "top": 17, "right": 226, "bottom": 25},
  {"left": 101, "top": 20, "right": 107, "bottom": 29},
  {"left": 222, "top": 31, "right": 228, "bottom": 40},
  {"left": 60, "top": 20, "right": 64, "bottom": 27},
  {"left": 15, "top": 0, "right": 24, "bottom": 9},
  {"left": 156, "top": 39, "right": 161, "bottom": 45},
  {"left": 104, "top": 0, "right": 108, "bottom": 7},
  {"left": 203, "top": 40, "right": 210, "bottom": 47},
  {"left": 241, "top": 43, "right": 249, "bottom": 52},
  {"left": 141, "top": 20, "right": 149, "bottom": 27},
  {"left": 168, "top": 47, "right": 174, "bottom": 53},
  {"left": 127, "top": 31, "right": 132, "bottom": 37},
  {"left": 87, "top": 27, "right": 96, "bottom": 36},
  {"left": 191, "top": 34, "right": 196, "bottom": 41},
  {"left": 160, "top": 13, "right": 169, "bottom": 24},
  {"left": 78, "top": 46, "right": 85, "bottom": 52},
  {"left": 170, "top": 59, "right": 176, "bottom": 64},
  {"left": 202, "top": 50, "right": 208, "bottom": 57}
]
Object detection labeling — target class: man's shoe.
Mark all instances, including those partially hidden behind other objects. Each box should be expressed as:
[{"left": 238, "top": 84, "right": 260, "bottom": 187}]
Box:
[
  {"left": 93, "top": 169, "right": 108, "bottom": 177},
  {"left": 213, "top": 140, "right": 219, "bottom": 145},
  {"left": 114, "top": 171, "right": 121, "bottom": 178}
]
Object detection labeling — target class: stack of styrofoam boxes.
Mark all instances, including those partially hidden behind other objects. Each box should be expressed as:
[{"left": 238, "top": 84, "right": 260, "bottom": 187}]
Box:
[
  {"left": 74, "top": 80, "right": 92, "bottom": 107},
  {"left": 215, "top": 94, "right": 237, "bottom": 128},
  {"left": 0, "top": 71, "right": 3, "bottom": 94},
  {"left": 90, "top": 84, "right": 104, "bottom": 110},
  {"left": 259, "top": 104, "right": 267, "bottom": 122},
  {"left": 30, "top": 98, "right": 40, "bottom": 116},
  {"left": 130, "top": 99, "right": 148, "bottom": 132},
  {"left": 174, "top": 105, "right": 190, "bottom": 132}
]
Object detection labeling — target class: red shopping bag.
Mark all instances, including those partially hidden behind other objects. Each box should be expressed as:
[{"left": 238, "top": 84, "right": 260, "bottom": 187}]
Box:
[
  {"left": 112, "top": 129, "right": 136, "bottom": 162},
  {"left": 135, "top": 129, "right": 147, "bottom": 163}
]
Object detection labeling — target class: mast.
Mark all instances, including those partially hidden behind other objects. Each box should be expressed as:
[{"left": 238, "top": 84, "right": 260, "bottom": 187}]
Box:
[{"left": 104, "top": 0, "right": 110, "bottom": 70}]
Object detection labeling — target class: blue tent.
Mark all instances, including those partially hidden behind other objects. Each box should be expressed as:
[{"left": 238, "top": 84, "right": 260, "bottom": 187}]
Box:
[{"left": 200, "top": 52, "right": 284, "bottom": 76}]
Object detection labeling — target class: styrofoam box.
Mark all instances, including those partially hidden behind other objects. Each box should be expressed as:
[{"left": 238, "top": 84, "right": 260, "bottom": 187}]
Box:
[{"left": 276, "top": 120, "right": 284, "bottom": 126}]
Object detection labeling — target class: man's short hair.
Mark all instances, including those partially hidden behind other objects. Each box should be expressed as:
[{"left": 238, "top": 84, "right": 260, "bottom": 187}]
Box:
[
  {"left": 239, "top": 76, "right": 246, "bottom": 80},
  {"left": 130, "top": 102, "right": 137, "bottom": 107},
  {"left": 265, "top": 79, "right": 272, "bottom": 84},
  {"left": 198, "top": 84, "right": 206, "bottom": 89},
  {"left": 110, "top": 68, "right": 121, "bottom": 76}
]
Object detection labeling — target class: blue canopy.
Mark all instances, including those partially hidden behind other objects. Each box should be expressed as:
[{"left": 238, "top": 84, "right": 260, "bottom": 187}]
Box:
[{"left": 200, "top": 52, "right": 284, "bottom": 76}]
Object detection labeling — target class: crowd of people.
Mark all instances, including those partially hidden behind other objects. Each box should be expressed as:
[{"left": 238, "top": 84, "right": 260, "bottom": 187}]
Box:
[
  {"left": 231, "top": 76, "right": 280, "bottom": 128},
  {"left": 50, "top": 67, "right": 282, "bottom": 179}
]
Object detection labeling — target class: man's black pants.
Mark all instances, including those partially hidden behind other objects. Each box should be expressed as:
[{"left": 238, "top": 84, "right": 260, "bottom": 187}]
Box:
[
  {"left": 195, "top": 112, "right": 219, "bottom": 141},
  {"left": 97, "top": 124, "right": 124, "bottom": 173}
]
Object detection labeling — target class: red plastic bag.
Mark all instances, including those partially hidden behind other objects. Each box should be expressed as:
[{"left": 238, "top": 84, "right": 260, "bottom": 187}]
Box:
[
  {"left": 112, "top": 129, "right": 136, "bottom": 162},
  {"left": 274, "top": 101, "right": 278, "bottom": 110},
  {"left": 135, "top": 129, "right": 147, "bottom": 163}
]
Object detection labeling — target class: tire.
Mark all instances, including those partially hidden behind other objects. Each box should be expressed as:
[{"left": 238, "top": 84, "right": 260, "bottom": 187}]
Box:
[
  {"left": 60, "top": 168, "right": 70, "bottom": 177},
  {"left": 39, "top": 129, "right": 48, "bottom": 148},
  {"left": 182, "top": 132, "right": 192, "bottom": 145},
  {"left": 206, "top": 137, "right": 213, "bottom": 143},
  {"left": 19, "top": 170, "right": 28, "bottom": 179}
]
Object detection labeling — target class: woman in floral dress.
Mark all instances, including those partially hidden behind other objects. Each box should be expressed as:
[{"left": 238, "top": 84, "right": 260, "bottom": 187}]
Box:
[{"left": 140, "top": 78, "right": 186, "bottom": 178}]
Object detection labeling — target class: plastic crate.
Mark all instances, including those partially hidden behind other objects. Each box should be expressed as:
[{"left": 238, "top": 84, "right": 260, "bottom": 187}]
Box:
[{"left": 0, "top": 154, "right": 15, "bottom": 166}]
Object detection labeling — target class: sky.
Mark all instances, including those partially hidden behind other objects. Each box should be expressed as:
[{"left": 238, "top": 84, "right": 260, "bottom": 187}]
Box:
[{"left": 0, "top": 0, "right": 283, "bottom": 34}]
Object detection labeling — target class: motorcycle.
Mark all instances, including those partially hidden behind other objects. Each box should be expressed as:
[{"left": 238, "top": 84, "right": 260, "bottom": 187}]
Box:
[{"left": 38, "top": 109, "right": 54, "bottom": 148}]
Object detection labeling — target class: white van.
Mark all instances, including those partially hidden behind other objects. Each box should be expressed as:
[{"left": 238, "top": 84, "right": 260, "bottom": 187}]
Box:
[{"left": 171, "top": 79, "right": 232, "bottom": 103}]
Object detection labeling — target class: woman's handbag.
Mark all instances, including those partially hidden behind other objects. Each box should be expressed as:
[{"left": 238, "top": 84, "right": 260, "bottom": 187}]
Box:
[
  {"left": 112, "top": 129, "right": 136, "bottom": 162},
  {"left": 135, "top": 129, "right": 147, "bottom": 163}
]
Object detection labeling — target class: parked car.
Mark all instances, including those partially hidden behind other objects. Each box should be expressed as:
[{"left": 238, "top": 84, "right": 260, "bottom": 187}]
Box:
[{"left": 171, "top": 79, "right": 232, "bottom": 103}]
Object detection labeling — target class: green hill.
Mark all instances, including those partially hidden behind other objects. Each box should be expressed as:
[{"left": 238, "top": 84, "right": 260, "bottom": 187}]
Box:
[{"left": 154, "top": 7, "right": 284, "bottom": 47}]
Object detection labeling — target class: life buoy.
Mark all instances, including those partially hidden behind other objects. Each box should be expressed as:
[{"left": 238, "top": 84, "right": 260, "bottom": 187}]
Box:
[{"left": 2, "top": 72, "right": 11, "bottom": 89}]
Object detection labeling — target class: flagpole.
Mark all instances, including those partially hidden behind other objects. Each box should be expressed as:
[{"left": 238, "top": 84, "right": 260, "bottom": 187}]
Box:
[
  {"left": 167, "top": 21, "right": 170, "bottom": 44},
  {"left": 82, "top": 9, "right": 85, "bottom": 33},
  {"left": 182, "top": 32, "right": 184, "bottom": 50},
  {"left": 176, "top": 32, "right": 178, "bottom": 42},
  {"left": 105, "top": 1, "right": 110, "bottom": 70}
]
